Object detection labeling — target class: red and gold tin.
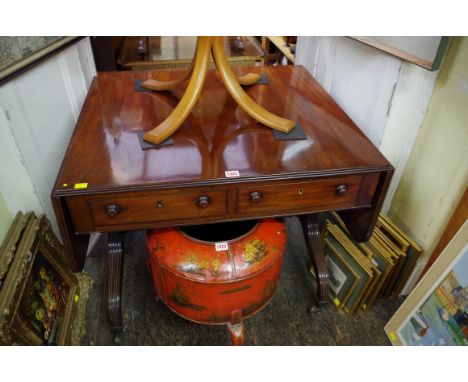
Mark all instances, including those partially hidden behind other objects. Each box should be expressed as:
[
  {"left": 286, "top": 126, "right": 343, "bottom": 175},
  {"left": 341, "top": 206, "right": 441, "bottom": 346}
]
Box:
[{"left": 146, "top": 218, "right": 287, "bottom": 344}]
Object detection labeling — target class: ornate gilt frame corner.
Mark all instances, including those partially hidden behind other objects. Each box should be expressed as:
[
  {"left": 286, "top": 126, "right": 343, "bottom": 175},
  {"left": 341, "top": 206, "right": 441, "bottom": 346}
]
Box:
[{"left": 0, "top": 213, "right": 79, "bottom": 345}]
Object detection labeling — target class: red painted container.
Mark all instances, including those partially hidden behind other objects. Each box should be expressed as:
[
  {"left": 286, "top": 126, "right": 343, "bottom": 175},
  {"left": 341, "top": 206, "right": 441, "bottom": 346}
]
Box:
[{"left": 146, "top": 218, "right": 286, "bottom": 342}]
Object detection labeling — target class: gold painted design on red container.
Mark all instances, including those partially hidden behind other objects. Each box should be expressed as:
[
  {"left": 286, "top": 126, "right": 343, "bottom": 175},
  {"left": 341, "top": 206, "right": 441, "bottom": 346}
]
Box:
[
  {"left": 169, "top": 284, "right": 207, "bottom": 311},
  {"left": 146, "top": 218, "right": 287, "bottom": 325},
  {"left": 244, "top": 238, "right": 268, "bottom": 264},
  {"left": 220, "top": 285, "right": 252, "bottom": 295}
]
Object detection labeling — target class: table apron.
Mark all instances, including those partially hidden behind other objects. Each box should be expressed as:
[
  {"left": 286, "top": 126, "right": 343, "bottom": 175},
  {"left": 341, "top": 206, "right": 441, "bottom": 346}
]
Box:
[{"left": 64, "top": 173, "right": 380, "bottom": 234}]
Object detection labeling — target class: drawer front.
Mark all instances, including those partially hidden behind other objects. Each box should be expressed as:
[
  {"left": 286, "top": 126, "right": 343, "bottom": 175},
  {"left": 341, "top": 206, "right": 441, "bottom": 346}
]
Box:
[
  {"left": 237, "top": 174, "right": 377, "bottom": 215},
  {"left": 72, "top": 189, "right": 227, "bottom": 229}
]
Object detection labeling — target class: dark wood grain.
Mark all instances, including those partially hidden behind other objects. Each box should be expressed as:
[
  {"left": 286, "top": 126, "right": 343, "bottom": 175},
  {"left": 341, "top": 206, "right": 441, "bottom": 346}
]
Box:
[
  {"left": 339, "top": 169, "right": 394, "bottom": 242},
  {"left": 237, "top": 174, "right": 377, "bottom": 215},
  {"left": 52, "top": 65, "right": 393, "bottom": 273},
  {"left": 51, "top": 196, "right": 88, "bottom": 271},
  {"left": 300, "top": 214, "right": 330, "bottom": 309},
  {"left": 107, "top": 232, "right": 123, "bottom": 344},
  {"left": 53, "top": 66, "right": 390, "bottom": 194}
]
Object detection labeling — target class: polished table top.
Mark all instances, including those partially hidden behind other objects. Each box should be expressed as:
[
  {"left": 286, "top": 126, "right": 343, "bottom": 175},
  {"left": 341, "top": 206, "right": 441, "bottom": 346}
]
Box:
[
  {"left": 55, "top": 65, "right": 391, "bottom": 195},
  {"left": 51, "top": 66, "right": 394, "bottom": 339}
]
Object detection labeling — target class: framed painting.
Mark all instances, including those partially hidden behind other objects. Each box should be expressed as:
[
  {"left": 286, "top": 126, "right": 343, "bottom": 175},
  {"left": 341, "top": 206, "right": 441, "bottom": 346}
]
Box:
[
  {"left": 322, "top": 236, "right": 360, "bottom": 308},
  {"left": 0, "top": 37, "right": 80, "bottom": 85},
  {"left": 385, "top": 221, "right": 468, "bottom": 346},
  {"left": 329, "top": 221, "right": 382, "bottom": 310},
  {"left": 0, "top": 214, "right": 79, "bottom": 345},
  {"left": 359, "top": 241, "right": 392, "bottom": 310},
  {"left": 324, "top": 223, "right": 373, "bottom": 314},
  {"left": 350, "top": 36, "right": 450, "bottom": 71},
  {"left": 329, "top": 211, "right": 387, "bottom": 309},
  {"left": 373, "top": 228, "right": 406, "bottom": 297},
  {"left": 377, "top": 214, "right": 423, "bottom": 295}
]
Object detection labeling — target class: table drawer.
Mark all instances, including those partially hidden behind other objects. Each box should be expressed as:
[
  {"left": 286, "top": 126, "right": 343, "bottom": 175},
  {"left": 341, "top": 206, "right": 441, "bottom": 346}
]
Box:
[
  {"left": 237, "top": 174, "right": 379, "bottom": 215},
  {"left": 67, "top": 189, "right": 227, "bottom": 231}
]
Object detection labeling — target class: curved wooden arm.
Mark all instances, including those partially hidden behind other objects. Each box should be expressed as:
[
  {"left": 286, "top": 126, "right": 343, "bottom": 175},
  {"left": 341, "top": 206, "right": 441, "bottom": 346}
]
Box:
[
  {"left": 143, "top": 37, "right": 212, "bottom": 145},
  {"left": 212, "top": 36, "right": 295, "bottom": 133},
  {"left": 237, "top": 72, "right": 261, "bottom": 86},
  {"left": 143, "top": 67, "right": 260, "bottom": 89},
  {"left": 141, "top": 54, "right": 195, "bottom": 91}
]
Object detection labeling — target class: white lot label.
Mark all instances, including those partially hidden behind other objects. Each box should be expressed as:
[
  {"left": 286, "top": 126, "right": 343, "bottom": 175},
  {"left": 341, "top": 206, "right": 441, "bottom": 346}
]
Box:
[
  {"left": 215, "top": 242, "right": 229, "bottom": 251},
  {"left": 225, "top": 170, "right": 240, "bottom": 178}
]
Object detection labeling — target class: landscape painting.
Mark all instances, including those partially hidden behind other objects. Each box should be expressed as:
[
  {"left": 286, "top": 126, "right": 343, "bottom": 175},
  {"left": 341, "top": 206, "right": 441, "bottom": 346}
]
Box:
[{"left": 397, "top": 245, "right": 468, "bottom": 346}]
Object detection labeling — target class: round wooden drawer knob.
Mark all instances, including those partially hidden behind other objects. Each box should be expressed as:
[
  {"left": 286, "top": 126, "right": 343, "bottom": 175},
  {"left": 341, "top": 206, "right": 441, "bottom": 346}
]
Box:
[
  {"left": 105, "top": 204, "right": 120, "bottom": 217},
  {"left": 336, "top": 184, "right": 348, "bottom": 197},
  {"left": 197, "top": 195, "right": 211, "bottom": 209},
  {"left": 249, "top": 191, "right": 263, "bottom": 204}
]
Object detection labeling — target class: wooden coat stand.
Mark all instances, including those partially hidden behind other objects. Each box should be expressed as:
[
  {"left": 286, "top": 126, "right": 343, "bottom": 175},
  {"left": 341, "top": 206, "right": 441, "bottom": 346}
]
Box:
[{"left": 141, "top": 36, "right": 296, "bottom": 145}]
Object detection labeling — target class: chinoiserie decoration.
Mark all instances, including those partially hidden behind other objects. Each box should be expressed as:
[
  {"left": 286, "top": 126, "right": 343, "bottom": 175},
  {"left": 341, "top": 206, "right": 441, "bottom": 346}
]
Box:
[
  {"left": 146, "top": 218, "right": 287, "bottom": 345},
  {"left": 141, "top": 36, "right": 296, "bottom": 145}
]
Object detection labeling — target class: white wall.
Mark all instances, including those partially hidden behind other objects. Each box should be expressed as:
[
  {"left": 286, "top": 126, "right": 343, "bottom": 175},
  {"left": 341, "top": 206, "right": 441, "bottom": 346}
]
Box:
[
  {"left": 0, "top": 37, "right": 96, "bottom": 237},
  {"left": 389, "top": 37, "right": 468, "bottom": 255},
  {"left": 296, "top": 37, "right": 439, "bottom": 212}
]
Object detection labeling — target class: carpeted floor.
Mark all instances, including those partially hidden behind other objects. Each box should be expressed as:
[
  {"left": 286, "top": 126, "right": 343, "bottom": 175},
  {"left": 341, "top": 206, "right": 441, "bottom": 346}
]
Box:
[{"left": 81, "top": 217, "right": 403, "bottom": 346}]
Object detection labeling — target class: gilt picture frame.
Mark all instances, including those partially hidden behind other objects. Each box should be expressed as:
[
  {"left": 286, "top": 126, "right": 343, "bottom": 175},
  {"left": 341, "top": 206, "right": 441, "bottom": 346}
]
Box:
[
  {"left": 323, "top": 236, "right": 360, "bottom": 308},
  {"left": 385, "top": 221, "right": 468, "bottom": 345},
  {"left": 0, "top": 214, "right": 79, "bottom": 345},
  {"left": 0, "top": 212, "right": 34, "bottom": 290}
]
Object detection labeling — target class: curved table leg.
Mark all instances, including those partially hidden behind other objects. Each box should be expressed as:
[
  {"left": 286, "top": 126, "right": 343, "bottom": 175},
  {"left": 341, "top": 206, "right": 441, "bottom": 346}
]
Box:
[
  {"left": 143, "top": 36, "right": 212, "bottom": 145},
  {"left": 212, "top": 36, "right": 295, "bottom": 133},
  {"left": 143, "top": 36, "right": 294, "bottom": 145},
  {"left": 299, "top": 214, "right": 330, "bottom": 312},
  {"left": 141, "top": 37, "right": 259, "bottom": 90},
  {"left": 142, "top": 61, "right": 260, "bottom": 89},
  {"left": 107, "top": 232, "right": 123, "bottom": 344},
  {"left": 237, "top": 72, "right": 261, "bottom": 86}
]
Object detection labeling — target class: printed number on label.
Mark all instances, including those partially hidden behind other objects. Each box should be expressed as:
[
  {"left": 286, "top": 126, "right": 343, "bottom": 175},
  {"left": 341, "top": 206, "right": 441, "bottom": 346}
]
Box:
[
  {"left": 225, "top": 170, "right": 240, "bottom": 178},
  {"left": 215, "top": 242, "right": 229, "bottom": 251}
]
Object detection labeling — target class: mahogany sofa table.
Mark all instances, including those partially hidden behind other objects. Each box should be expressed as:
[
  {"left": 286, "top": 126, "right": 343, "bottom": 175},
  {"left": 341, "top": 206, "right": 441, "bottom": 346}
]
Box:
[{"left": 52, "top": 65, "right": 393, "bottom": 343}]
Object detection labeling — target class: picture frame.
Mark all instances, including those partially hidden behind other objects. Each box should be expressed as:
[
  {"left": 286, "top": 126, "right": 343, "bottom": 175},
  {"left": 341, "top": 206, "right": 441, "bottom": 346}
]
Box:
[
  {"left": 325, "top": 223, "right": 372, "bottom": 314},
  {"left": 368, "top": 234, "right": 398, "bottom": 297},
  {"left": 0, "top": 212, "right": 34, "bottom": 290},
  {"left": 0, "top": 214, "right": 79, "bottom": 345},
  {"left": 377, "top": 214, "right": 423, "bottom": 296},
  {"left": 0, "top": 37, "right": 80, "bottom": 85},
  {"left": 358, "top": 240, "right": 393, "bottom": 309},
  {"left": 373, "top": 228, "right": 406, "bottom": 297},
  {"left": 329, "top": 213, "right": 391, "bottom": 306},
  {"left": 320, "top": 236, "right": 360, "bottom": 308},
  {"left": 349, "top": 36, "right": 450, "bottom": 71},
  {"left": 385, "top": 221, "right": 468, "bottom": 345}
]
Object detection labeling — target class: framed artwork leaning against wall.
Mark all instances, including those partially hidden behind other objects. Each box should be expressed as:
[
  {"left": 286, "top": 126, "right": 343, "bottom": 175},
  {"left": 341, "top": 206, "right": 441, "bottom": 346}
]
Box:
[
  {"left": 385, "top": 220, "right": 468, "bottom": 346},
  {"left": 0, "top": 214, "right": 79, "bottom": 345}
]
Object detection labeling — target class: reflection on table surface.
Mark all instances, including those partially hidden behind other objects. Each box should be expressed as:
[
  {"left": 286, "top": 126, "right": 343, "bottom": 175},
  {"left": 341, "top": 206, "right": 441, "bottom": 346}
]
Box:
[{"left": 118, "top": 36, "right": 266, "bottom": 69}]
